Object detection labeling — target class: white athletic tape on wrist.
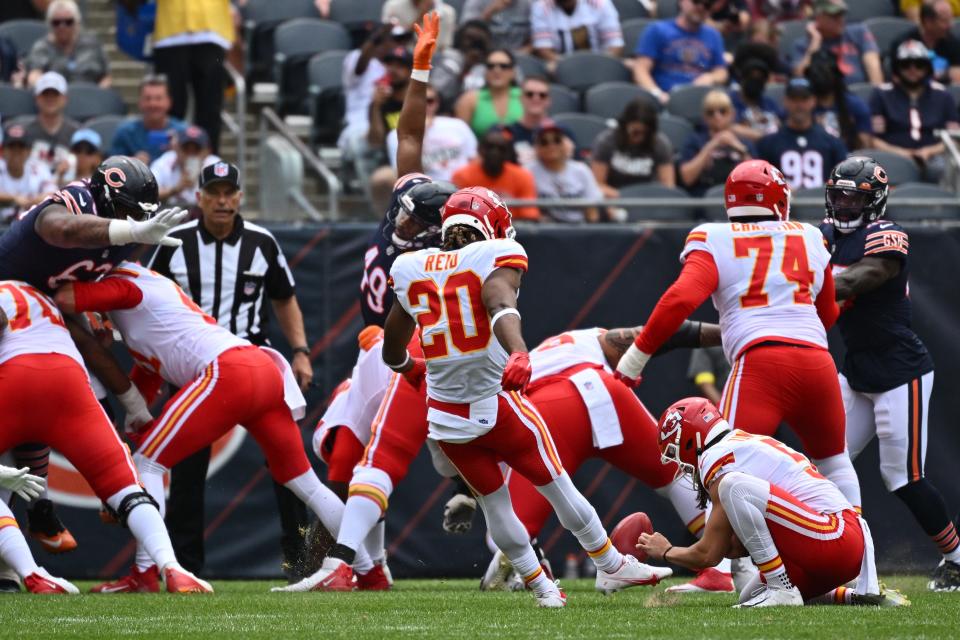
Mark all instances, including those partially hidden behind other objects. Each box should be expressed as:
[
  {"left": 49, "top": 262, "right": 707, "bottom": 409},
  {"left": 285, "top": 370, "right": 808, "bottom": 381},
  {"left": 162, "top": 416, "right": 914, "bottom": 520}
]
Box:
[
  {"left": 411, "top": 69, "right": 430, "bottom": 83},
  {"left": 618, "top": 343, "right": 651, "bottom": 378},
  {"left": 108, "top": 219, "right": 134, "bottom": 245},
  {"left": 382, "top": 350, "right": 411, "bottom": 372},
  {"left": 490, "top": 308, "right": 520, "bottom": 328}
]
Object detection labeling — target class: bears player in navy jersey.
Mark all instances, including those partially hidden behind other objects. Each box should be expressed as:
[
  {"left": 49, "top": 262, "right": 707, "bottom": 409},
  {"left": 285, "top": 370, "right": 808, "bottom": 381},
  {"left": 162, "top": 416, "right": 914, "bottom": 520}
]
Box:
[
  {"left": 0, "top": 156, "right": 187, "bottom": 567},
  {"left": 821, "top": 157, "right": 960, "bottom": 591}
]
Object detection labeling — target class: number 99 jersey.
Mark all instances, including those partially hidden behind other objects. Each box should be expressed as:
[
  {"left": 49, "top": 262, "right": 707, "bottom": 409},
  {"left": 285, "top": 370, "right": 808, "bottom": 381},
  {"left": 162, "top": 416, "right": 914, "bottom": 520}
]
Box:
[
  {"left": 390, "top": 238, "right": 528, "bottom": 404},
  {"left": 681, "top": 220, "right": 832, "bottom": 363}
]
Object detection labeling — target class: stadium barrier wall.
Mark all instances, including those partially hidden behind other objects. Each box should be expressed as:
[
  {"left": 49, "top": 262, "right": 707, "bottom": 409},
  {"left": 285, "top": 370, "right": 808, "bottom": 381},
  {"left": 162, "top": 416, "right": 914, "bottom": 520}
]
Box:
[{"left": 21, "top": 223, "right": 960, "bottom": 579}]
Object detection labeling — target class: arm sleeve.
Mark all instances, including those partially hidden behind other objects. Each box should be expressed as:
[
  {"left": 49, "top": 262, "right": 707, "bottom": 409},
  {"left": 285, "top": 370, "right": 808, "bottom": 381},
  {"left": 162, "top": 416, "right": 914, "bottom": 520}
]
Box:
[
  {"left": 634, "top": 250, "right": 719, "bottom": 355},
  {"left": 815, "top": 265, "right": 839, "bottom": 331},
  {"left": 72, "top": 278, "right": 144, "bottom": 312},
  {"left": 858, "top": 25, "right": 879, "bottom": 55}
]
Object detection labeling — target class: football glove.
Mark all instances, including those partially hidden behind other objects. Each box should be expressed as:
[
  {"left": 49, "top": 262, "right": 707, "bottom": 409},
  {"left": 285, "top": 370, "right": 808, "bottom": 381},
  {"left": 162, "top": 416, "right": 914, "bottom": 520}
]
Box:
[
  {"left": 0, "top": 465, "right": 45, "bottom": 501},
  {"left": 108, "top": 207, "right": 189, "bottom": 247},
  {"left": 501, "top": 352, "right": 532, "bottom": 392},
  {"left": 443, "top": 493, "right": 477, "bottom": 534}
]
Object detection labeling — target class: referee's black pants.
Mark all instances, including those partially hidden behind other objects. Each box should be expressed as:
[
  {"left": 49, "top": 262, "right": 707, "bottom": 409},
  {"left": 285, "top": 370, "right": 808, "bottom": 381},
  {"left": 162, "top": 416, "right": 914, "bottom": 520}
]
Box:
[
  {"left": 165, "top": 444, "right": 310, "bottom": 576},
  {"left": 152, "top": 42, "right": 225, "bottom": 153}
]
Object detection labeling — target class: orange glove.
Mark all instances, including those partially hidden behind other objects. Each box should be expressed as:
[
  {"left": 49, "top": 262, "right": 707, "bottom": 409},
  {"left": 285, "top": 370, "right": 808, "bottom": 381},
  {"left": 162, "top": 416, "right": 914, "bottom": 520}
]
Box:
[
  {"left": 358, "top": 325, "right": 384, "bottom": 351},
  {"left": 412, "top": 11, "right": 440, "bottom": 70}
]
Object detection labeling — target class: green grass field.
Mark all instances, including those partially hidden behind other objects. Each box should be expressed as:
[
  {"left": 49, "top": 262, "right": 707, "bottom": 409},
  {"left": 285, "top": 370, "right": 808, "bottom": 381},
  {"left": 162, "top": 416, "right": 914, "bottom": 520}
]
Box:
[{"left": 0, "top": 576, "right": 957, "bottom": 639}]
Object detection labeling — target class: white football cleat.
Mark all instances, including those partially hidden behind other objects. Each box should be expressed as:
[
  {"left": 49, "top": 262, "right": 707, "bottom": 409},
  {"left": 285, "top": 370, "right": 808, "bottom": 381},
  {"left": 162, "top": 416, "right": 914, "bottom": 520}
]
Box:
[
  {"left": 595, "top": 555, "right": 672, "bottom": 594},
  {"left": 535, "top": 583, "right": 567, "bottom": 608},
  {"left": 480, "top": 550, "right": 516, "bottom": 591},
  {"left": 735, "top": 585, "right": 803, "bottom": 608},
  {"left": 731, "top": 557, "right": 759, "bottom": 594},
  {"left": 271, "top": 557, "right": 354, "bottom": 593}
]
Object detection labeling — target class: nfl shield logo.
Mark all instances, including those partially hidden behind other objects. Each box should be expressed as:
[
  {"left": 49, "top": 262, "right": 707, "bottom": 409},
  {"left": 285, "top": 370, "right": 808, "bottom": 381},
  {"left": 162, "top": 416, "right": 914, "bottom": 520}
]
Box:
[
  {"left": 244, "top": 281, "right": 256, "bottom": 296},
  {"left": 214, "top": 162, "right": 229, "bottom": 177}
]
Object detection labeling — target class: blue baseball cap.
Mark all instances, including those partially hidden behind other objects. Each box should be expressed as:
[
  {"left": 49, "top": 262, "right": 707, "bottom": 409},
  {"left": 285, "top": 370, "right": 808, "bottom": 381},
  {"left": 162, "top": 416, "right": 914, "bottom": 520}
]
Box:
[
  {"left": 70, "top": 128, "right": 102, "bottom": 150},
  {"left": 786, "top": 78, "right": 814, "bottom": 99}
]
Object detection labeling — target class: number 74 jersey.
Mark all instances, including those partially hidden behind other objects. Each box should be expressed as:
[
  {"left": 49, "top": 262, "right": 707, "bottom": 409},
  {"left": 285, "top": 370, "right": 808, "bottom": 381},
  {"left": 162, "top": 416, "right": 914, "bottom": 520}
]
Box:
[
  {"left": 682, "top": 220, "right": 832, "bottom": 363},
  {"left": 390, "top": 239, "right": 528, "bottom": 404}
]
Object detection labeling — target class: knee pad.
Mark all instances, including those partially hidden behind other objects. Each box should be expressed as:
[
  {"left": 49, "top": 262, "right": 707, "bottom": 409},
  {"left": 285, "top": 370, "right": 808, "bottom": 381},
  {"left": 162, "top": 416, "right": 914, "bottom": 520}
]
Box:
[
  {"left": 348, "top": 466, "right": 394, "bottom": 514},
  {"left": 116, "top": 490, "right": 159, "bottom": 528}
]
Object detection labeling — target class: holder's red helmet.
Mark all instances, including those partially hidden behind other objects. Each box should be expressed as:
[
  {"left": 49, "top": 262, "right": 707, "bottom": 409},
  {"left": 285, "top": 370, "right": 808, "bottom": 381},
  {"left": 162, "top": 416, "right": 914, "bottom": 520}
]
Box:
[
  {"left": 440, "top": 186, "right": 515, "bottom": 241},
  {"left": 724, "top": 159, "right": 791, "bottom": 221},
  {"left": 657, "top": 397, "right": 727, "bottom": 476}
]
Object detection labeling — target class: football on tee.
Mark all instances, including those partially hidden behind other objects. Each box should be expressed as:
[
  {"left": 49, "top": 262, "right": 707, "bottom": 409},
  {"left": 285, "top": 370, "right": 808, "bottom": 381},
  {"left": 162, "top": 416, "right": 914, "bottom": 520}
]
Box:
[{"left": 610, "top": 512, "right": 654, "bottom": 561}]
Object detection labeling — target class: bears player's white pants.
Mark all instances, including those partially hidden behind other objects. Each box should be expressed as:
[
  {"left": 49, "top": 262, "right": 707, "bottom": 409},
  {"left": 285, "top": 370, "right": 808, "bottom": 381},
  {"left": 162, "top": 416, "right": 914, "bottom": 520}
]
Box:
[{"left": 842, "top": 372, "right": 934, "bottom": 491}]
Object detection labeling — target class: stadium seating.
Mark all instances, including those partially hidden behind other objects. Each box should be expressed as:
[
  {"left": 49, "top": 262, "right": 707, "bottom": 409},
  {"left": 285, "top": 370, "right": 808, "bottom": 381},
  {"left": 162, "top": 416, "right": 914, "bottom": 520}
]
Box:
[
  {"left": 657, "top": 0, "right": 680, "bottom": 18},
  {"left": 515, "top": 53, "right": 548, "bottom": 81},
  {"left": 790, "top": 187, "right": 827, "bottom": 221},
  {"left": 554, "top": 52, "right": 631, "bottom": 93},
  {"left": 273, "top": 19, "right": 352, "bottom": 114},
  {"left": 307, "top": 50, "right": 348, "bottom": 146},
  {"left": 701, "top": 183, "right": 729, "bottom": 221},
  {"left": 856, "top": 149, "right": 922, "bottom": 185},
  {"left": 778, "top": 19, "right": 808, "bottom": 62},
  {"left": 445, "top": 0, "right": 466, "bottom": 16},
  {"left": 547, "top": 84, "right": 581, "bottom": 116},
  {"left": 888, "top": 182, "right": 960, "bottom": 220},
  {"left": 619, "top": 183, "right": 697, "bottom": 221},
  {"left": 666, "top": 85, "right": 712, "bottom": 126},
  {"left": 85, "top": 114, "right": 125, "bottom": 149},
  {"left": 0, "top": 85, "right": 36, "bottom": 118},
  {"left": 328, "top": 0, "right": 383, "bottom": 47},
  {"left": 551, "top": 112, "right": 611, "bottom": 156},
  {"left": 612, "top": 0, "right": 653, "bottom": 20},
  {"left": 621, "top": 17, "right": 654, "bottom": 54},
  {"left": 64, "top": 85, "right": 126, "bottom": 122},
  {"left": 864, "top": 17, "right": 916, "bottom": 55},
  {"left": 0, "top": 19, "right": 47, "bottom": 58},
  {"left": 584, "top": 82, "right": 660, "bottom": 120},
  {"left": 657, "top": 113, "right": 694, "bottom": 156},
  {"left": 847, "top": 0, "right": 896, "bottom": 23},
  {"left": 242, "top": 0, "right": 321, "bottom": 83}
]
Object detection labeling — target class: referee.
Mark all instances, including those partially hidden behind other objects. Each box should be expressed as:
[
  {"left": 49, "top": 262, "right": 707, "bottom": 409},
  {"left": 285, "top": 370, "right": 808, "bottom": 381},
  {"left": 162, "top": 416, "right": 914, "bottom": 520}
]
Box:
[{"left": 149, "top": 161, "right": 313, "bottom": 580}]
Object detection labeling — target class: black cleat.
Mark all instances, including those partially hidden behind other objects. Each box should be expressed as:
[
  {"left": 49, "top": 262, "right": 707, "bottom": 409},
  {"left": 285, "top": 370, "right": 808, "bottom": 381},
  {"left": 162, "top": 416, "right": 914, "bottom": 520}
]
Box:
[
  {"left": 26, "top": 499, "right": 77, "bottom": 554},
  {"left": 928, "top": 560, "right": 960, "bottom": 592},
  {"left": 0, "top": 579, "right": 21, "bottom": 593}
]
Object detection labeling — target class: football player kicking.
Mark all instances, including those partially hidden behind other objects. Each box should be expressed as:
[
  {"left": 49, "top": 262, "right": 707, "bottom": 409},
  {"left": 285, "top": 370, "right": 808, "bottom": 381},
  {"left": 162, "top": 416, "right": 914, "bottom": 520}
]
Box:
[
  {"left": 0, "top": 280, "right": 208, "bottom": 593},
  {"left": 615, "top": 160, "right": 864, "bottom": 513},
  {"left": 378, "top": 185, "right": 671, "bottom": 608},
  {"left": 822, "top": 157, "right": 960, "bottom": 592},
  {"left": 55, "top": 263, "right": 371, "bottom": 593},
  {"left": 638, "top": 397, "right": 890, "bottom": 608}
]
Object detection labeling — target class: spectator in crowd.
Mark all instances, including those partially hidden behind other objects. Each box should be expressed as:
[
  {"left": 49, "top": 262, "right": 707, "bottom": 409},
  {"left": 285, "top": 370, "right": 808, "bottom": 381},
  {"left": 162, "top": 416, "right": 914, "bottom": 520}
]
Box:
[
  {"left": 432, "top": 20, "right": 492, "bottom": 105},
  {"left": 451, "top": 126, "right": 540, "bottom": 220},
  {"left": 506, "top": 75, "right": 554, "bottom": 165},
  {"left": 152, "top": 0, "right": 234, "bottom": 153},
  {"left": 757, "top": 78, "right": 848, "bottom": 189},
  {"left": 148, "top": 161, "right": 313, "bottom": 583},
  {"left": 706, "top": 0, "right": 751, "bottom": 49},
  {"left": 871, "top": 40, "right": 960, "bottom": 182},
  {"left": 382, "top": 0, "right": 457, "bottom": 50},
  {"left": 902, "top": 0, "right": 960, "bottom": 22},
  {"left": 64, "top": 128, "right": 102, "bottom": 183},
  {"left": 729, "top": 52, "right": 784, "bottom": 142},
  {"left": 687, "top": 346, "right": 730, "bottom": 405},
  {"left": 679, "top": 89, "right": 755, "bottom": 196},
  {"left": 0, "top": 0, "right": 50, "bottom": 22},
  {"left": 110, "top": 74, "right": 187, "bottom": 165},
  {"left": 460, "top": 0, "right": 532, "bottom": 50},
  {"left": 749, "top": 0, "right": 810, "bottom": 24},
  {"left": 531, "top": 0, "right": 624, "bottom": 69},
  {"left": 387, "top": 84, "right": 478, "bottom": 183},
  {"left": 25, "top": 1, "right": 111, "bottom": 88},
  {"left": 151, "top": 125, "right": 220, "bottom": 208},
  {"left": 337, "top": 24, "right": 412, "bottom": 170},
  {"left": 633, "top": 0, "right": 728, "bottom": 103},
  {"left": 368, "top": 47, "right": 413, "bottom": 212},
  {"left": 24, "top": 71, "right": 77, "bottom": 185},
  {"left": 591, "top": 98, "right": 676, "bottom": 197},
  {"left": 807, "top": 50, "right": 873, "bottom": 150},
  {"left": 790, "top": 0, "right": 883, "bottom": 86},
  {"left": 526, "top": 120, "right": 604, "bottom": 223},
  {"left": 892, "top": 1, "right": 960, "bottom": 85},
  {"left": 0, "top": 35, "right": 19, "bottom": 84},
  {"left": 454, "top": 48, "right": 523, "bottom": 137},
  {"left": 0, "top": 124, "right": 56, "bottom": 223}
]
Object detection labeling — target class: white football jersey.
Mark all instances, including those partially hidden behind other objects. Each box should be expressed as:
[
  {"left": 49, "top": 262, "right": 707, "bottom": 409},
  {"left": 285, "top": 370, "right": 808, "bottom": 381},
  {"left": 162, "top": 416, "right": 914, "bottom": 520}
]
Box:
[
  {"left": 390, "top": 238, "right": 528, "bottom": 405},
  {"left": 103, "top": 262, "right": 247, "bottom": 387},
  {"left": 530, "top": 328, "right": 609, "bottom": 382},
  {"left": 0, "top": 280, "right": 83, "bottom": 367},
  {"left": 681, "top": 220, "right": 831, "bottom": 363},
  {"left": 315, "top": 339, "right": 394, "bottom": 447},
  {"left": 699, "top": 429, "right": 851, "bottom": 515}
]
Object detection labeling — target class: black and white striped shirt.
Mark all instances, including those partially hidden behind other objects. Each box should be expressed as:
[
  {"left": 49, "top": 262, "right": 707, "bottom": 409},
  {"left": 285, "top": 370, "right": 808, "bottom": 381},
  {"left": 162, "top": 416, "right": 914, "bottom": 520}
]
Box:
[{"left": 148, "top": 216, "right": 295, "bottom": 346}]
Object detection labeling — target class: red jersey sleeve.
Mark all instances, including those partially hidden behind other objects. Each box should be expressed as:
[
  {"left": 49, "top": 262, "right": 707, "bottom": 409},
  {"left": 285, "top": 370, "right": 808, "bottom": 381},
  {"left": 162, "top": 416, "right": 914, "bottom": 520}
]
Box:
[
  {"left": 634, "top": 250, "right": 719, "bottom": 355},
  {"left": 815, "top": 265, "right": 839, "bottom": 331},
  {"left": 71, "top": 277, "right": 144, "bottom": 313}
]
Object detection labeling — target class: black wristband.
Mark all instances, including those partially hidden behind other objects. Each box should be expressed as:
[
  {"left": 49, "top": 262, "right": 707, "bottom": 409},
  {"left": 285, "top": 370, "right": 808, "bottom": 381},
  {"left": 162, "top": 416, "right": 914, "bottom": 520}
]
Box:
[
  {"left": 655, "top": 320, "right": 702, "bottom": 356},
  {"left": 292, "top": 346, "right": 310, "bottom": 357},
  {"left": 662, "top": 545, "right": 674, "bottom": 563}
]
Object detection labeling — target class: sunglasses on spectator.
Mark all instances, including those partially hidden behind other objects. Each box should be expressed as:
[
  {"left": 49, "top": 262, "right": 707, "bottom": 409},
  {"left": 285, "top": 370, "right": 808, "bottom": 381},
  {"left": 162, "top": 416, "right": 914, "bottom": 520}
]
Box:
[
  {"left": 900, "top": 60, "right": 928, "bottom": 69},
  {"left": 486, "top": 62, "right": 514, "bottom": 70},
  {"left": 537, "top": 135, "right": 564, "bottom": 146},
  {"left": 51, "top": 18, "right": 75, "bottom": 27},
  {"left": 704, "top": 106, "right": 730, "bottom": 117},
  {"left": 523, "top": 90, "right": 549, "bottom": 99}
]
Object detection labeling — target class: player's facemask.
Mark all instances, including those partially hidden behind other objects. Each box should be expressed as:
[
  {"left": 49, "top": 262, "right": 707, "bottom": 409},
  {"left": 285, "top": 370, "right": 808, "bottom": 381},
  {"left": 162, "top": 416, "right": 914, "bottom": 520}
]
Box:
[
  {"left": 826, "top": 187, "right": 872, "bottom": 233},
  {"left": 389, "top": 208, "right": 440, "bottom": 250}
]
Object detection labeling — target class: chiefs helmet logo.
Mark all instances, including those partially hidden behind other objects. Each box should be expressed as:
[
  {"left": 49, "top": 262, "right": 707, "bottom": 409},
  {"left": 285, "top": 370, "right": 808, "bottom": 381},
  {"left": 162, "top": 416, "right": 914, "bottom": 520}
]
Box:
[
  {"left": 769, "top": 166, "right": 787, "bottom": 186},
  {"left": 659, "top": 410, "right": 683, "bottom": 442},
  {"left": 103, "top": 167, "right": 127, "bottom": 188}
]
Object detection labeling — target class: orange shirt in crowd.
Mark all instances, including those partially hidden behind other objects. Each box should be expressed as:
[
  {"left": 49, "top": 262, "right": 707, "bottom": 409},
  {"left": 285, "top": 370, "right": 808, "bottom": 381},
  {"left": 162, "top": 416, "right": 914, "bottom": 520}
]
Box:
[{"left": 451, "top": 161, "right": 541, "bottom": 221}]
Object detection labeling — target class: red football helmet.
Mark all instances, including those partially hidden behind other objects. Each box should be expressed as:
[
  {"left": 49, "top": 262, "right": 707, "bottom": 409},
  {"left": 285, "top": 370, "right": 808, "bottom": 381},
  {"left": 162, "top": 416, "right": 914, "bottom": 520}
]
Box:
[
  {"left": 440, "top": 186, "right": 515, "bottom": 241},
  {"left": 724, "top": 159, "right": 791, "bottom": 221},
  {"left": 657, "top": 397, "right": 727, "bottom": 476}
]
